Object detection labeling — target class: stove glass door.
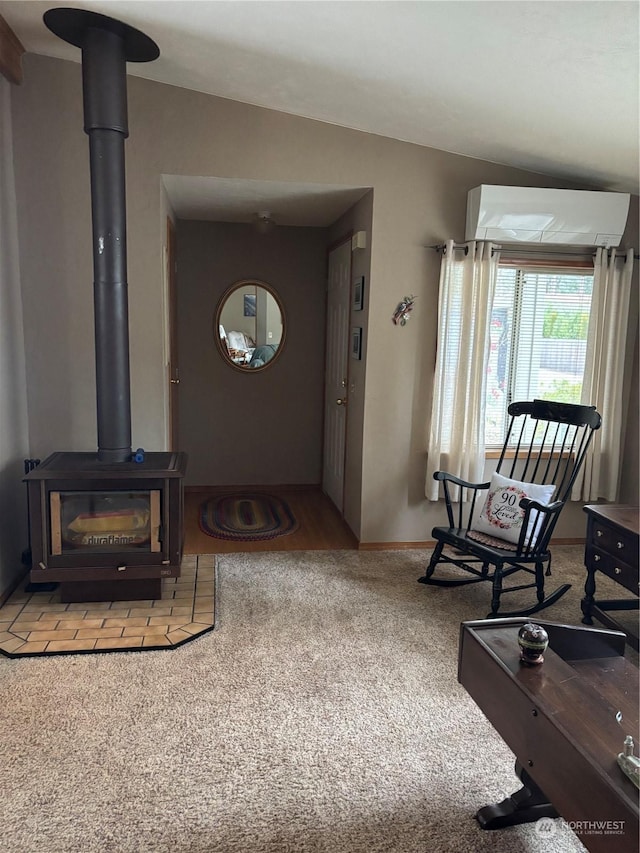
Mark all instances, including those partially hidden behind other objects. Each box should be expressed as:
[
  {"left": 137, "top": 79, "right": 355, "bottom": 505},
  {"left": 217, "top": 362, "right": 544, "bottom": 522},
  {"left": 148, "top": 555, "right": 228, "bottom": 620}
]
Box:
[{"left": 50, "top": 490, "right": 161, "bottom": 555}]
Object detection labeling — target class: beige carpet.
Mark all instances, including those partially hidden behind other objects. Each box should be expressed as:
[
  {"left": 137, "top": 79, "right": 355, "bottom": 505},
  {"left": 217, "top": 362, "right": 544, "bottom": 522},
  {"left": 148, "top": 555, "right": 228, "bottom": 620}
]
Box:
[{"left": 0, "top": 546, "right": 635, "bottom": 852}]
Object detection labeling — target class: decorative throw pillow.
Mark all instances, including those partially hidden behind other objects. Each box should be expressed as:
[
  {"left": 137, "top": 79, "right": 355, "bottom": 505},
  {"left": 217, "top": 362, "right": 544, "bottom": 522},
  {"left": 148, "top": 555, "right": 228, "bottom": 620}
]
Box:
[
  {"left": 472, "top": 473, "right": 556, "bottom": 546},
  {"left": 226, "top": 330, "right": 247, "bottom": 351}
]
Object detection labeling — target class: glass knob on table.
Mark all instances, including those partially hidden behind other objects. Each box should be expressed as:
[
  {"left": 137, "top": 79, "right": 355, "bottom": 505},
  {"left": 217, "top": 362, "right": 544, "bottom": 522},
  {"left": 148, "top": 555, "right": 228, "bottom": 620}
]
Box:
[{"left": 518, "top": 623, "right": 549, "bottom": 666}]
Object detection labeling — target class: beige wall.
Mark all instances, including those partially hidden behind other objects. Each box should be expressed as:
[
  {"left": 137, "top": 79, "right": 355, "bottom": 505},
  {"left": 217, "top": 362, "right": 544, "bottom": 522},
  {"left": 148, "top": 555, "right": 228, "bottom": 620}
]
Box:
[
  {"left": 328, "top": 192, "right": 374, "bottom": 539},
  {"left": 621, "top": 326, "right": 640, "bottom": 505},
  {"left": 9, "top": 54, "right": 639, "bottom": 547},
  {"left": 620, "top": 239, "right": 640, "bottom": 506},
  {"left": 177, "top": 220, "right": 328, "bottom": 486},
  {"left": 0, "top": 78, "right": 30, "bottom": 595}
]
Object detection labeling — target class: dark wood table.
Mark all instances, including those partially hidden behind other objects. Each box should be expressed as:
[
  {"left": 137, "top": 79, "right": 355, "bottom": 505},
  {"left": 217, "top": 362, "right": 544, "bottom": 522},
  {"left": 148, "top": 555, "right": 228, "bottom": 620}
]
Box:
[
  {"left": 582, "top": 505, "right": 639, "bottom": 650},
  {"left": 458, "top": 618, "right": 639, "bottom": 852}
]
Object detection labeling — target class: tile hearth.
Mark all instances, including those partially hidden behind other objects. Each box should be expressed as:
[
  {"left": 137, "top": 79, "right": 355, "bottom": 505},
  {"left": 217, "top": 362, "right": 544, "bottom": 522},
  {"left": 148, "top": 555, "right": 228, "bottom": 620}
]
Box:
[{"left": 0, "top": 555, "right": 215, "bottom": 657}]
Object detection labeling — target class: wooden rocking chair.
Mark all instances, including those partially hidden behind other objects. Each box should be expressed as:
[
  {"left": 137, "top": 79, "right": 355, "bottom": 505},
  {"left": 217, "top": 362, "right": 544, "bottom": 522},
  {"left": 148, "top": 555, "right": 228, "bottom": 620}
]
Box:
[{"left": 419, "top": 400, "right": 602, "bottom": 618}]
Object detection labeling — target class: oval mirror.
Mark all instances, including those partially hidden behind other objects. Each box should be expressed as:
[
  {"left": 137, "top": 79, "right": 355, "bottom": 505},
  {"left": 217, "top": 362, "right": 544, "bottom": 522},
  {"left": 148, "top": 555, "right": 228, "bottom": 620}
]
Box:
[{"left": 214, "top": 280, "right": 286, "bottom": 372}]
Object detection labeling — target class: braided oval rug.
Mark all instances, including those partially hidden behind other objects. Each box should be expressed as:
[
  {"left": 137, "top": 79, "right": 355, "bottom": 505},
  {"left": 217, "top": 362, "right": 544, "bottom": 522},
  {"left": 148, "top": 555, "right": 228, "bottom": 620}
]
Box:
[{"left": 199, "top": 493, "right": 299, "bottom": 541}]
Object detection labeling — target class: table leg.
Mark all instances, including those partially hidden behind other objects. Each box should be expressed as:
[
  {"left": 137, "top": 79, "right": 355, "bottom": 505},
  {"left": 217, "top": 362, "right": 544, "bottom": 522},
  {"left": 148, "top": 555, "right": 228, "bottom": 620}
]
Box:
[
  {"left": 581, "top": 564, "right": 597, "bottom": 625},
  {"left": 476, "top": 761, "right": 559, "bottom": 830}
]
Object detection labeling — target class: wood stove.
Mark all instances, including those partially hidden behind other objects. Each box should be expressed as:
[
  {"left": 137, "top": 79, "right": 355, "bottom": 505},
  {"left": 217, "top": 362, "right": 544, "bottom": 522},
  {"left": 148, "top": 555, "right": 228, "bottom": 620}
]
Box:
[
  {"left": 24, "top": 10, "right": 186, "bottom": 602},
  {"left": 26, "top": 451, "right": 187, "bottom": 602}
]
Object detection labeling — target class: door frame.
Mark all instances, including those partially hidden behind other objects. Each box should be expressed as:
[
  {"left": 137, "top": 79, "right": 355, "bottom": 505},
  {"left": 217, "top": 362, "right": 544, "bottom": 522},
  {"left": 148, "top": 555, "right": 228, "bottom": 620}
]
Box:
[
  {"left": 321, "top": 233, "right": 353, "bottom": 515},
  {"left": 166, "top": 216, "right": 179, "bottom": 451}
]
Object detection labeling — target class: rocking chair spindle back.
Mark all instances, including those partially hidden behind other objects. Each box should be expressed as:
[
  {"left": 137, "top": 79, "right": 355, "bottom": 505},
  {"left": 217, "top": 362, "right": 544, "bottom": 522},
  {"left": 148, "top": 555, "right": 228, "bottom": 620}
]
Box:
[{"left": 419, "top": 400, "right": 601, "bottom": 618}]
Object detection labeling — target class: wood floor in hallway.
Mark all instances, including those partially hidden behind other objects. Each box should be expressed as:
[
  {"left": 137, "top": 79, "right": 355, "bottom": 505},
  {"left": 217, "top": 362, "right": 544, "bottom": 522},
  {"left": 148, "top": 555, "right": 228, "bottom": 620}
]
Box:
[{"left": 184, "top": 486, "right": 358, "bottom": 554}]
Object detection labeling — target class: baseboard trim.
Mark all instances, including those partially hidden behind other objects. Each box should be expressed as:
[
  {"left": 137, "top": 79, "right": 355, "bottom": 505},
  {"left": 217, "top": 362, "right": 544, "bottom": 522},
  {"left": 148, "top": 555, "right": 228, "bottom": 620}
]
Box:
[
  {"left": 359, "top": 541, "right": 435, "bottom": 551},
  {"left": 185, "top": 484, "right": 321, "bottom": 493},
  {"left": 359, "top": 537, "right": 586, "bottom": 551}
]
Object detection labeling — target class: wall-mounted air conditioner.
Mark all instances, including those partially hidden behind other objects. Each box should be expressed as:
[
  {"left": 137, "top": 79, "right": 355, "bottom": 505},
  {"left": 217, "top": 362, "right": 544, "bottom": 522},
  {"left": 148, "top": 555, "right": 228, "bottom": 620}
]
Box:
[{"left": 465, "top": 185, "right": 630, "bottom": 247}]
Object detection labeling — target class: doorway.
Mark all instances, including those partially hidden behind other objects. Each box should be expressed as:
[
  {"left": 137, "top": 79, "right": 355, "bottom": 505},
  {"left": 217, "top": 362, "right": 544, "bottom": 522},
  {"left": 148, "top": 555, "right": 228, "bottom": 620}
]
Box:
[
  {"left": 166, "top": 216, "right": 180, "bottom": 450},
  {"left": 162, "top": 177, "right": 371, "bottom": 503},
  {"left": 322, "top": 238, "right": 352, "bottom": 513}
]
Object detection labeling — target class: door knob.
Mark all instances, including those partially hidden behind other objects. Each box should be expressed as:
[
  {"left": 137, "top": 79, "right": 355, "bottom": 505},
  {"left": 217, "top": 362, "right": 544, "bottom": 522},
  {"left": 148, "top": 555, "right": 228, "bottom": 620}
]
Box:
[
  {"left": 336, "top": 397, "right": 347, "bottom": 406},
  {"left": 170, "top": 378, "right": 180, "bottom": 384}
]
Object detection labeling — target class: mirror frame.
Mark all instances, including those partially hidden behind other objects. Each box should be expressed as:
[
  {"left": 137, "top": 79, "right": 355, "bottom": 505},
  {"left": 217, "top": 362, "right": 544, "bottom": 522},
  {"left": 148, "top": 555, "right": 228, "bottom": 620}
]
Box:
[{"left": 214, "top": 279, "right": 287, "bottom": 373}]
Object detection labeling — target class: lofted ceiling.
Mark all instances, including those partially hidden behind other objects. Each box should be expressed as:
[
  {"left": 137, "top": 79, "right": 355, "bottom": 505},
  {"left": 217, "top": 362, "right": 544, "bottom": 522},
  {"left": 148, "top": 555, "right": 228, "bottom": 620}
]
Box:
[{"left": 2, "top": 0, "right": 638, "bottom": 224}]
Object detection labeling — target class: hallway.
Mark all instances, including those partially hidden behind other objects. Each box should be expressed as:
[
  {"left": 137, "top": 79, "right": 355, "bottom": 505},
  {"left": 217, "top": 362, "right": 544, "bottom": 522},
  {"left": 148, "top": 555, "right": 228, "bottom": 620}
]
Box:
[{"left": 184, "top": 486, "right": 358, "bottom": 554}]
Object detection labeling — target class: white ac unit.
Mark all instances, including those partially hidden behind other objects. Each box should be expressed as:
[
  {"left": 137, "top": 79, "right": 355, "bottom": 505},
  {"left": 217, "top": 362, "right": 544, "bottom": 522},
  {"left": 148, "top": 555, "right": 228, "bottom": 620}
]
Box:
[{"left": 465, "top": 185, "right": 630, "bottom": 247}]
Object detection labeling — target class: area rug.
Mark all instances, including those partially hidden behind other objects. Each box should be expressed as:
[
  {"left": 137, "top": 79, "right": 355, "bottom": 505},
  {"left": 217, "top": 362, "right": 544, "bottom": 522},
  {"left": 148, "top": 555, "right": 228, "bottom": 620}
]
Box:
[
  {"left": 0, "top": 547, "right": 598, "bottom": 853},
  {"left": 0, "top": 554, "right": 216, "bottom": 658},
  {"left": 199, "top": 492, "right": 298, "bottom": 541}
]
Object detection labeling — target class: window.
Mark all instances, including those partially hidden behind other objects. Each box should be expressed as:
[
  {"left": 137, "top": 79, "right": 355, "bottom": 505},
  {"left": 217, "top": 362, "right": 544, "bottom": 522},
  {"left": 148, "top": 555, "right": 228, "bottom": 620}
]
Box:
[
  {"left": 426, "top": 241, "right": 633, "bottom": 504},
  {"left": 485, "top": 265, "right": 593, "bottom": 446}
]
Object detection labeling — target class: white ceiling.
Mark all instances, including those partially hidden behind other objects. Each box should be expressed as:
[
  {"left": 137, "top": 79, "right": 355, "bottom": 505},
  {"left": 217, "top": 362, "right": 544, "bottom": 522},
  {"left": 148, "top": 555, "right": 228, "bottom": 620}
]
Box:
[{"left": 2, "top": 0, "right": 638, "bottom": 224}]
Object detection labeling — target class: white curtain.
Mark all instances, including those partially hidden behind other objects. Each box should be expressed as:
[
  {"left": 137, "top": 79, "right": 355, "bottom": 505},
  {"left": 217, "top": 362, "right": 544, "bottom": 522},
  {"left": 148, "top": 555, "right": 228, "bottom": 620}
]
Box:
[
  {"left": 425, "top": 240, "right": 501, "bottom": 500},
  {"left": 573, "top": 248, "right": 635, "bottom": 501}
]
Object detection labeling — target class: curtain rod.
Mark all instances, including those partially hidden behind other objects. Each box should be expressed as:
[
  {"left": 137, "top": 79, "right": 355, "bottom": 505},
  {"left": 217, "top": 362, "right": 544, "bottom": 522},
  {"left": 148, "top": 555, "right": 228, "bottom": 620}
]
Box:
[{"left": 426, "top": 243, "right": 640, "bottom": 260}]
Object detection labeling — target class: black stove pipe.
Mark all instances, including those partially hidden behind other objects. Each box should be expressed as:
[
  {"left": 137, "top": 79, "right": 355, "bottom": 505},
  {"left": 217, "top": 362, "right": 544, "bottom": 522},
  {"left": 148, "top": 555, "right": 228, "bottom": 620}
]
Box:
[{"left": 43, "top": 8, "right": 159, "bottom": 463}]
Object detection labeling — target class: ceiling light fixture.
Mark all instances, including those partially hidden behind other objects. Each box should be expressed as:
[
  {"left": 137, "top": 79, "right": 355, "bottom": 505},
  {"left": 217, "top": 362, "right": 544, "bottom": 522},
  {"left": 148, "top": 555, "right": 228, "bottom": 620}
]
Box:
[{"left": 254, "top": 210, "right": 276, "bottom": 234}]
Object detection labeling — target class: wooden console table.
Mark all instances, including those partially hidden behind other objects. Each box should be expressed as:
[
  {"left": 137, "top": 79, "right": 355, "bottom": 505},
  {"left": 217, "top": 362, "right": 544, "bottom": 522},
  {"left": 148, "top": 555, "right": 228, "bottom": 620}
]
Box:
[
  {"left": 458, "top": 618, "right": 639, "bottom": 853},
  {"left": 582, "top": 505, "right": 639, "bottom": 650}
]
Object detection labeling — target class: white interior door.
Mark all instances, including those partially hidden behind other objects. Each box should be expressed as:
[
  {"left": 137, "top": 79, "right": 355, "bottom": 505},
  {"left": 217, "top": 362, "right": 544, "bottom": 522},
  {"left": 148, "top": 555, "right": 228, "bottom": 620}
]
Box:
[
  {"left": 322, "top": 239, "right": 351, "bottom": 512},
  {"left": 166, "top": 217, "right": 180, "bottom": 451}
]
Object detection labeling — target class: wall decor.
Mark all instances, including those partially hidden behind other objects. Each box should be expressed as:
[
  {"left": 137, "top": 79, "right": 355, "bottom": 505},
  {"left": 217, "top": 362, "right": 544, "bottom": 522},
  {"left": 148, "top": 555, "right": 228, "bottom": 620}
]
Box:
[
  {"left": 392, "top": 295, "right": 416, "bottom": 326},
  {"left": 353, "top": 276, "right": 365, "bottom": 311},
  {"left": 243, "top": 293, "right": 257, "bottom": 317},
  {"left": 351, "top": 326, "right": 362, "bottom": 360},
  {"left": 215, "top": 280, "right": 285, "bottom": 372}
]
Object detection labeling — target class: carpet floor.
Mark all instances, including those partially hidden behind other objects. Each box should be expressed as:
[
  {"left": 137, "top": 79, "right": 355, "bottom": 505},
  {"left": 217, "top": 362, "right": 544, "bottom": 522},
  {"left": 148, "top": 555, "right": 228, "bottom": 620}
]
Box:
[{"left": 0, "top": 546, "right": 635, "bottom": 852}]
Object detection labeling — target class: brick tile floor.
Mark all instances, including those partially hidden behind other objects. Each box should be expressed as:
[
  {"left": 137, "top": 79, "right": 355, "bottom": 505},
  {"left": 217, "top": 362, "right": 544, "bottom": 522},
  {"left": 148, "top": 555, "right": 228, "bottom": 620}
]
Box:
[{"left": 0, "top": 555, "right": 215, "bottom": 657}]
